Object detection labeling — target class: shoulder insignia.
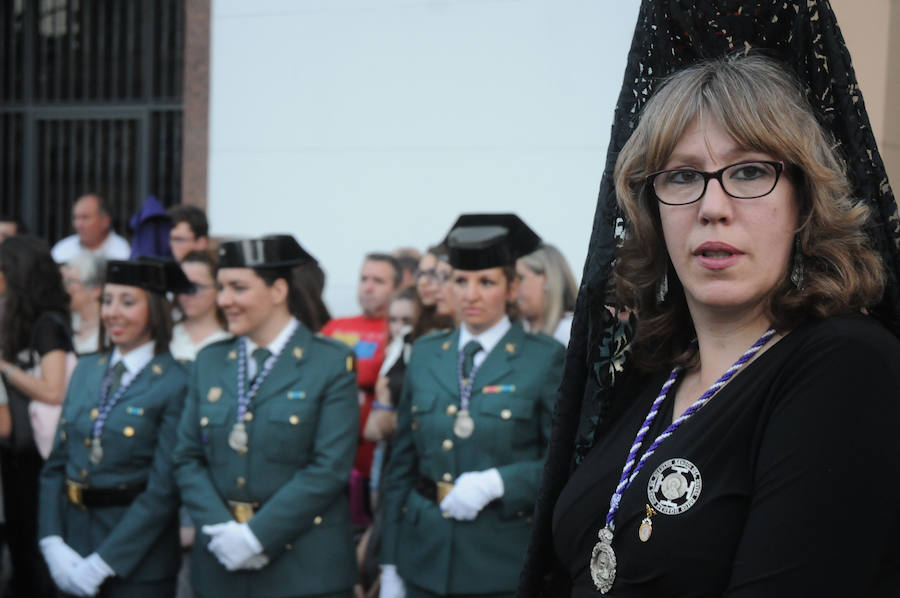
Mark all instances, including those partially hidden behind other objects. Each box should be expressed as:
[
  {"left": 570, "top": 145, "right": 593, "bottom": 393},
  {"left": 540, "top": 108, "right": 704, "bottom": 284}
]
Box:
[
  {"left": 505, "top": 343, "right": 516, "bottom": 354},
  {"left": 293, "top": 347, "right": 303, "bottom": 360}
]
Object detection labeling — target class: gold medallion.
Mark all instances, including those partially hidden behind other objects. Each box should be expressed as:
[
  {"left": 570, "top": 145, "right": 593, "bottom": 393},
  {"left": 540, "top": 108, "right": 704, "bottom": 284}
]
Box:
[
  {"left": 638, "top": 520, "right": 652, "bottom": 542},
  {"left": 638, "top": 504, "right": 655, "bottom": 543}
]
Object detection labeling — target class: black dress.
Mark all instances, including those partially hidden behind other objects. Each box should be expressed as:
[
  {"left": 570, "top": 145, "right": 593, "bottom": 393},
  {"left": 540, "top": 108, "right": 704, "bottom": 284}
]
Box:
[
  {"left": 1, "top": 311, "right": 73, "bottom": 597},
  {"left": 552, "top": 315, "right": 900, "bottom": 597}
]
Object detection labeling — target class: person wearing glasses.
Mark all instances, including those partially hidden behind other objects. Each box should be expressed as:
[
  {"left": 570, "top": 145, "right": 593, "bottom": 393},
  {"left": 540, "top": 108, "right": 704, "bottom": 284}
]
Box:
[
  {"left": 411, "top": 247, "right": 455, "bottom": 341},
  {"left": 174, "top": 235, "right": 359, "bottom": 598},
  {"left": 379, "top": 214, "right": 566, "bottom": 598},
  {"left": 170, "top": 251, "right": 231, "bottom": 362},
  {"left": 39, "top": 258, "right": 192, "bottom": 597},
  {"left": 545, "top": 55, "right": 900, "bottom": 596}
]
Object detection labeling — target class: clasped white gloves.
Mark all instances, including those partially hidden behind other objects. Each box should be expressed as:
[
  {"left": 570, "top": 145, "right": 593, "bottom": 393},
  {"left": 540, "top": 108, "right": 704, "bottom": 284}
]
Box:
[
  {"left": 202, "top": 521, "right": 269, "bottom": 571},
  {"left": 40, "top": 536, "right": 84, "bottom": 595},
  {"left": 378, "top": 564, "right": 407, "bottom": 598},
  {"left": 68, "top": 553, "right": 115, "bottom": 596},
  {"left": 439, "top": 468, "right": 505, "bottom": 521}
]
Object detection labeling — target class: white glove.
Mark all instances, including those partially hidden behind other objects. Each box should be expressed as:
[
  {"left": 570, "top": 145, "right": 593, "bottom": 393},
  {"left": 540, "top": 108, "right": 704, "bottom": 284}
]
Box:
[
  {"left": 439, "top": 468, "right": 505, "bottom": 521},
  {"left": 67, "top": 552, "right": 114, "bottom": 596},
  {"left": 39, "top": 536, "right": 84, "bottom": 594},
  {"left": 202, "top": 521, "right": 268, "bottom": 571},
  {"left": 379, "top": 564, "right": 406, "bottom": 598}
]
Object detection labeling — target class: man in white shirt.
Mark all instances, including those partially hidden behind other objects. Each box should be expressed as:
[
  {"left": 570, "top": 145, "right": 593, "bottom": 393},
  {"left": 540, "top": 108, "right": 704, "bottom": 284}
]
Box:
[{"left": 51, "top": 194, "right": 131, "bottom": 264}]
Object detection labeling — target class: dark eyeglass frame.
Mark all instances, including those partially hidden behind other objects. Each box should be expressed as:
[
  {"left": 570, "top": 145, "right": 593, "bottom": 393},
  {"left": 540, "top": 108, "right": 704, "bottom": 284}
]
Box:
[{"left": 646, "top": 160, "right": 785, "bottom": 206}]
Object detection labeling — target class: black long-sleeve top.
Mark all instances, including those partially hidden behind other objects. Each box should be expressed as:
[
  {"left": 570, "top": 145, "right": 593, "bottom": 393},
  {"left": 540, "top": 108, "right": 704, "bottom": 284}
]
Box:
[{"left": 553, "top": 315, "right": 900, "bottom": 597}]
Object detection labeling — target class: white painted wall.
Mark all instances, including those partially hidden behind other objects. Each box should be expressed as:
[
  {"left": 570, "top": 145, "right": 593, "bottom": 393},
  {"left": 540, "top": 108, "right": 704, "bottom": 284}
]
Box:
[{"left": 208, "top": 0, "right": 641, "bottom": 317}]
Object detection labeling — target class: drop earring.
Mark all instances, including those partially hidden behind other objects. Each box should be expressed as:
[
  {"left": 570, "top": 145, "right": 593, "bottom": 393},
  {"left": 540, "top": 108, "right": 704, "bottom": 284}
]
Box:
[
  {"left": 790, "top": 238, "right": 805, "bottom": 290},
  {"left": 656, "top": 273, "right": 668, "bottom": 304}
]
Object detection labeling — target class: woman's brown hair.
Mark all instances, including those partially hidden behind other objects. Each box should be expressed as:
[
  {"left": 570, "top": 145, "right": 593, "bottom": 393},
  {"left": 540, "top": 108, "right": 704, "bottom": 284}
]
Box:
[{"left": 613, "top": 54, "right": 885, "bottom": 370}]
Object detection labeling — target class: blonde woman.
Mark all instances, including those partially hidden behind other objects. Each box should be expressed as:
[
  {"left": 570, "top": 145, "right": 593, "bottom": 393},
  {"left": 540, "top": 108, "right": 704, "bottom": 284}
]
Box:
[{"left": 516, "top": 244, "right": 577, "bottom": 346}]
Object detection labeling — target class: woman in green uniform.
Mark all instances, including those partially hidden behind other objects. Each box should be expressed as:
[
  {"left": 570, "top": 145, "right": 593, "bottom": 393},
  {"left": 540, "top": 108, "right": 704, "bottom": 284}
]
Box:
[
  {"left": 174, "top": 234, "right": 359, "bottom": 598},
  {"left": 380, "top": 214, "right": 567, "bottom": 598},
  {"left": 39, "top": 258, "right": 193, "bottom": 597}
]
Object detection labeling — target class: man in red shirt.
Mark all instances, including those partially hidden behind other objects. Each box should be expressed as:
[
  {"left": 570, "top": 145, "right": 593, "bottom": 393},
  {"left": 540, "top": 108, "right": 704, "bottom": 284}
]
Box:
[{"left": 320, "top": 253, "right": 400, "bottom": 524}]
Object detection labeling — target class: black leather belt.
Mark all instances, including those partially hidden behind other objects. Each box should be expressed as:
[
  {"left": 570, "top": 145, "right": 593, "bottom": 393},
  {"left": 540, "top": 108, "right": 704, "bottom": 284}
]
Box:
[
  {"left": 415, "top": 475, "right": 454, "bottom": 503},
  {"left": 66, "top": 480, "right": 146, "bottom": 508}
]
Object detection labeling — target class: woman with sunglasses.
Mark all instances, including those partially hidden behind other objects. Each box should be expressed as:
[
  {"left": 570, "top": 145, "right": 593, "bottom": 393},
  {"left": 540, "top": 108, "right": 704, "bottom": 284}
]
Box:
[{"left": 170, "top": 251, "right": 231, "bottom": 362}]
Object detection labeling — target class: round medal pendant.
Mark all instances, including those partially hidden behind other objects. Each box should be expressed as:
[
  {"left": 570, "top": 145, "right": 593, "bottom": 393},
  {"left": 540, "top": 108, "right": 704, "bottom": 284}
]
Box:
[
  {"left": 647, "top": 458, "right": 702, "bottom": 515},
  {"left": 453, "top": 410, "right": 474, "bottom": 438},
  {"left": 590, "top": 525, "right": 616, "bottom": 594},
  {"left": 89, "top": 438, "right": 103, "bottom": 464},
  {"left": 228, "top": 422, "right": 249, "bottom": 454}
]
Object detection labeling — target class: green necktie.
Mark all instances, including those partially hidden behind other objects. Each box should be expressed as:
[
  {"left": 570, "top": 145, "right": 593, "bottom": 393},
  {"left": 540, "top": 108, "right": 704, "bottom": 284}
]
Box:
[
  {"left": 252, "top": 348, "right": 272, "bottom": 381},
  {"left": 108, "top": 361, "right": 127, "bottom": 395},
  {"left": 462, "top": 340, "right": 483, "bottom": 381}
]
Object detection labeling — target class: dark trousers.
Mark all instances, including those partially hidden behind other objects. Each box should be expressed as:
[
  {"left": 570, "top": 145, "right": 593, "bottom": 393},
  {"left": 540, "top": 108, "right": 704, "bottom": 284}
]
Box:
[
  {"left": 61, "top": 577, "right": 175, "bottom": 598},
  {"left": 0, "top": 446, "right": 55, "bottom": 598},
  {"left": 407, "top": 586, "right": 514, "bottom": 598}
]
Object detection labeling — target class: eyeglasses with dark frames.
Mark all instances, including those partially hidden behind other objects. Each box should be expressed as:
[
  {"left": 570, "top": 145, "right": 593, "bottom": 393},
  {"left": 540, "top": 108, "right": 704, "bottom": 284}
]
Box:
[{"left": 647, "top": 160, "right": 785, "bottom": 206}]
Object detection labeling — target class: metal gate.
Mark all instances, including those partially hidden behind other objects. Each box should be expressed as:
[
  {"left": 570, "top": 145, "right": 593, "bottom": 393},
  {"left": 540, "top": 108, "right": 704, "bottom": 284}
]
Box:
[{"left": 0, "top": 0, "right": 184, "bottom": 243}]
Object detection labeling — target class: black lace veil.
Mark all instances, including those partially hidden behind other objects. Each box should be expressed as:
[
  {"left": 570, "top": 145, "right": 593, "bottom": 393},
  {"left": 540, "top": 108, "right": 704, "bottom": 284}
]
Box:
[{"left": 518, "top": 1, "right": 898, "bottom": 595}]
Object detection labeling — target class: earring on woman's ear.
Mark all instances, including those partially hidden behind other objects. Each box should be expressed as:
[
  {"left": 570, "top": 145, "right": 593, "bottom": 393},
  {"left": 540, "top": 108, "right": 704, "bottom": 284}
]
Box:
[
  {"left": 656, "top": 273, "right": 668, "bottom": 304},
  {"left": 790, "top": 237, "right": 805, "bottom": 290}
]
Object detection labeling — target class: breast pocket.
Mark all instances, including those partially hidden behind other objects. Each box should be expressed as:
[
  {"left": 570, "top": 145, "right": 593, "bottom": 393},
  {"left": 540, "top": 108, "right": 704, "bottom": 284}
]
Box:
[
  {"left": 408, "top": 393, "right": 439, "bottom": 457},
  {"left": 262, "top": 401, "right": 316, "bottom": 464},
  {"left": 475, "top": 395, "right": 536, "bottom": 455},
  {"left": 119, "top": 405, "right": 164, "bottom": 462},
  {"left": 198, "top": 405, "right": 232, "bottom": 466}
]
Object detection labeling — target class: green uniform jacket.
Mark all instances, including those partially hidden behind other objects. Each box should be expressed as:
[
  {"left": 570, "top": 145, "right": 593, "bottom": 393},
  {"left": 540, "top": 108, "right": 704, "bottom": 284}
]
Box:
[
  {"left": 39, "top": 351, "right": 187, "bottom": 583},
  {"left": 381, "top": 323, "right": 565, "bottom": 595},
  {"left": 173, "top": 323, "right": 359, "bottom": 598}
]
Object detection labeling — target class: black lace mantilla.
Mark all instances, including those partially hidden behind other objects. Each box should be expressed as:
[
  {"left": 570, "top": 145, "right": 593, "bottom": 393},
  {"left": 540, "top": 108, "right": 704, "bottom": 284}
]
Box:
[{"left": 518, "top": 2, "right": 898, "bottom": 596}]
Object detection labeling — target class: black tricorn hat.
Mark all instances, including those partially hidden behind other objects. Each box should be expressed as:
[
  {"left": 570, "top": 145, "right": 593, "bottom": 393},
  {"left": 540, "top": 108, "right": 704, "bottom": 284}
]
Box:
[
  {"left": 106, "top": 257, "right": 195, "bottom": 295},
  {"left": 443, "top": 214, "right": 541, "bottom": 271},
  {"left": 218, "top": 234, "right": 316, "bottom": 269}
]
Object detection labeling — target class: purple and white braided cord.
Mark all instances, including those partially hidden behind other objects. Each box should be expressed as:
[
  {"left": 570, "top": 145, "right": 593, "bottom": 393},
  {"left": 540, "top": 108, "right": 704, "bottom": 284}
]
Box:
[{"left": 604, "top": 327, "right": 775, "bottom": 529}]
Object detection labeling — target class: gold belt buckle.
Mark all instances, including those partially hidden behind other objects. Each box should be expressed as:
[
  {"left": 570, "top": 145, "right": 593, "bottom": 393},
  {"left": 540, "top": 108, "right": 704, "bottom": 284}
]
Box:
[
  {"left": 66, "top": 480, "right": 86, "bottom": 507},
  {"left": 228, "top": 500, "right": 256, "bottom": 523},
  {"left": 436, "top": 481, "right": 454, "bottom": 503}
]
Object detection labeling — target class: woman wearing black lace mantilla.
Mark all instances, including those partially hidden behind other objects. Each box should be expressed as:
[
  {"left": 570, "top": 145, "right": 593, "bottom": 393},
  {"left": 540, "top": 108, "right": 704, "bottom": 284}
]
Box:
[
  {"left": 516, "top": 3, "right": 900, "bottom": 595},
  {"left": 547, "top": 51, "right": 900, "bottom": 597}
]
